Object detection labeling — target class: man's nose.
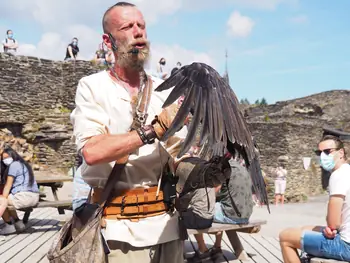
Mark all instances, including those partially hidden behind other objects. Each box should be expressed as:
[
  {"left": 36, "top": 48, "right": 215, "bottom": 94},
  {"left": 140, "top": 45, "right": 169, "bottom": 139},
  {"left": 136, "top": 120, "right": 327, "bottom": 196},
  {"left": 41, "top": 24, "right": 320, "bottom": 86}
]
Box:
[{"left": 133, "top": 25, "right": 144, "bottom": 39}]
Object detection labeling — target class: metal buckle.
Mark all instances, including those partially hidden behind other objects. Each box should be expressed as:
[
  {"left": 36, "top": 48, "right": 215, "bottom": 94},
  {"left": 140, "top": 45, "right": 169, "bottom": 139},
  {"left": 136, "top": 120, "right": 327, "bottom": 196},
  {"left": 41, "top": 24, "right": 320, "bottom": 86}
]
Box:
[{"left": 121, "top": 196, "right": 126, "bottom": 215}]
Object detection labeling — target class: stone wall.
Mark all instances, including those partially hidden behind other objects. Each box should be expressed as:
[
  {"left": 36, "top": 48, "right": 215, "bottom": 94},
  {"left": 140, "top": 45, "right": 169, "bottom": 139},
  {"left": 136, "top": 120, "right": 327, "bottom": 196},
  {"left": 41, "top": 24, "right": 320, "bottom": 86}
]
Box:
[
  {"left": 0, "top": 53, "right": 100, "bottom": 171},
  {"left": 1, "top": 52, "right": 349, "bottom": 202},
  {"left": 246, "top": 90, "right": 350, "bottom": 203}
]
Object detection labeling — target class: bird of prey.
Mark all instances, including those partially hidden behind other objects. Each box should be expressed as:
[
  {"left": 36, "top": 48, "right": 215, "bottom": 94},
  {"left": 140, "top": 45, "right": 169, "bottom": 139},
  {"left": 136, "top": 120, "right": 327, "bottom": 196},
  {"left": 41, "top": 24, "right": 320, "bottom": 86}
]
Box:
[{"left": 155, "top": 62, "right": 269, "bottom": 211}]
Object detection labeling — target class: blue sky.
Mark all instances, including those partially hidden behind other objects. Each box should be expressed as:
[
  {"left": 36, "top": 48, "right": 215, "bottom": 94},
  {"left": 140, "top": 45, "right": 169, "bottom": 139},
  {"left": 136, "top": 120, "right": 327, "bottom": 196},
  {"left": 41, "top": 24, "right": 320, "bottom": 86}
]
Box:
[{"left": 1, "top": 0, "right": 349, "bottom": 104}]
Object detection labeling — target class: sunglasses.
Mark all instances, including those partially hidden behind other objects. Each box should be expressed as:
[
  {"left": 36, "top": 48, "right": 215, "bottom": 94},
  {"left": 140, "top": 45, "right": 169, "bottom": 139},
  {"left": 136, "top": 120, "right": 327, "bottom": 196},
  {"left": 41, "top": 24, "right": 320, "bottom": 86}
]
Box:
[{"left": 315, "top": 148, "right": 338, "bottom": 156}]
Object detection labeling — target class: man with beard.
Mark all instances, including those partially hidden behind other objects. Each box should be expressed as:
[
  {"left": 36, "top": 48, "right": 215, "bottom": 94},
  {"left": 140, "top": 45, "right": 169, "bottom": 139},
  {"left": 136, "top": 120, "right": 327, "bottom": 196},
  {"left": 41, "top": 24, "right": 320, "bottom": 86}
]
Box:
[{"left": 70, "top": 2, "right": 183, "bottom": 262}]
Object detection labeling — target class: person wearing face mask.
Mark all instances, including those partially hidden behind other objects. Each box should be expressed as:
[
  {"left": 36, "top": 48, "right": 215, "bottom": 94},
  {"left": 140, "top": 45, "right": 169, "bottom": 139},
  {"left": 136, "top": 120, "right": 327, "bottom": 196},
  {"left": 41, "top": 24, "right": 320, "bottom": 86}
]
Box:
[
  {"left": 279, "top": 135, "right": 350, "bottom": 262},
  {"left": 2, "top": 29, "right": 18, "bottom": 55},
  {"left": 157, "top": 57, "right": 168, "bottom": 80},
  {"left": 0, "top": 146, "right": 40, "bottom": 236},
  {"left": 64, "top": 37, "right": 79, "bottom": 61}
]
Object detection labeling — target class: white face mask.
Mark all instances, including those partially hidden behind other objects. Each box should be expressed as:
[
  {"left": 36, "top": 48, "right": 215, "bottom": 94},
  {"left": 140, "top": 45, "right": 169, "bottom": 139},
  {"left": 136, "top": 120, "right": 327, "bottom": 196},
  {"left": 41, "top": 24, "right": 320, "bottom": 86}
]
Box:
[{"left": 2, "top": 157, "right": 13, "bottom": 166}]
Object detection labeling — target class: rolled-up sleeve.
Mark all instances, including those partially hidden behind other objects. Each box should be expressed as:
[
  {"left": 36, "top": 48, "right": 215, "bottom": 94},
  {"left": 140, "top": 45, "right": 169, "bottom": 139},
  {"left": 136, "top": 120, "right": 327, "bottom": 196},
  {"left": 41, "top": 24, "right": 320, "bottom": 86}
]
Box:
[{"left": 70, "top": 77, "right": 110, "bottom": 152}]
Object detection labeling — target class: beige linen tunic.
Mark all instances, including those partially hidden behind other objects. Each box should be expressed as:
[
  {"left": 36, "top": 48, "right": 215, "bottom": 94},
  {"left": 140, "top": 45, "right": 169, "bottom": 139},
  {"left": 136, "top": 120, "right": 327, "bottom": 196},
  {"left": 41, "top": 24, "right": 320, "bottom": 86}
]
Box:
[{"left": 70, "top": 71, "right": 180, "bottom": 247}]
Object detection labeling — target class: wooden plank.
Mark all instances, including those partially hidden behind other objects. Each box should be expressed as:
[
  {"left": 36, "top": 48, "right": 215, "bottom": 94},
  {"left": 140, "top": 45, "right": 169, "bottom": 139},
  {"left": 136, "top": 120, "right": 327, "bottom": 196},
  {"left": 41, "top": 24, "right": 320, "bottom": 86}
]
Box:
[
  {"left": 39, "top": 255, "right": 50, "bottom": 263},
  {"left": 36, "top": 200, "right": 72, "bottom": 208},
  {"left": 35, "top": 176, "right": 72, "bottom": 184},
  {"left": 6, "top": 222, "right": 60, "bottom": 263},
  {"left": 188, "top": 220, "right": 267, "bottom": 235},
  {"left": 251, "top": 235, "right": 283, "bottom": 262},
  {"left": 206, "top": 233, "right": 244, "bottom": 263},
  {"left": 0, "top": 217, "right": 58, "bottom": 262},
  {"left": 235, "top": 233, "right": 269, "bottom": 263},
  {"left": 239, "top": 233, "right": 281, "bottom": 263},
  {"left": 311, "top": 258, "right": 348, "bottom": 263},
  {"left": 226, "top": 230, "right": 250, "bottom": 261},
  {"left": 261, "top": 236, "right": 281, "bottom": 250},
  {"left": 22, "top": 232, "right": 59, "bottom": 263},
  {"left": 0, "top": 208, "right": 55, "bottom": 250}
]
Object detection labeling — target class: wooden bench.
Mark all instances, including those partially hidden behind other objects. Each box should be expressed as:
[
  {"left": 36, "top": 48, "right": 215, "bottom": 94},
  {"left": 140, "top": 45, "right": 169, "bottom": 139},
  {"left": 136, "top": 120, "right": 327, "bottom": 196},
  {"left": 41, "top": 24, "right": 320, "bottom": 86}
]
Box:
[
  {"left": 187, "top": 219, "right": 267, "bottom": 261},
  {"left": 9, "top": 200, "right": 72, "bottom": 223},
  {"left": 311, "top": 258, "right": 348, "bottom": 263}
]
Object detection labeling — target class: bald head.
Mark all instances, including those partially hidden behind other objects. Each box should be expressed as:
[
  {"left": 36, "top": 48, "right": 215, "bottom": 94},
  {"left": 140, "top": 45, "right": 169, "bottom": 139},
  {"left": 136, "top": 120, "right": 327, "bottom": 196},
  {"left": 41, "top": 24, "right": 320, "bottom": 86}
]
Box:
[
  {"left": 103, "top": 2, "right": 136, "bottom": 33},
  {"left": 101, "top": 2, "right": 149, "bottom": 71}
]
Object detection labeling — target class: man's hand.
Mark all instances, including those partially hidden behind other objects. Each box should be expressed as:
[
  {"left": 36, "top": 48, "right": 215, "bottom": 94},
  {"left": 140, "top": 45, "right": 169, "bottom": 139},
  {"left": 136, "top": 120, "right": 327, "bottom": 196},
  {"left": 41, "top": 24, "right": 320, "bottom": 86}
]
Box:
[
  {"left": 152, "top": 104, "right": 180, "bottom": 139},
  {"left": 323, "top": 226, "right": 337, "bottom": 239}
]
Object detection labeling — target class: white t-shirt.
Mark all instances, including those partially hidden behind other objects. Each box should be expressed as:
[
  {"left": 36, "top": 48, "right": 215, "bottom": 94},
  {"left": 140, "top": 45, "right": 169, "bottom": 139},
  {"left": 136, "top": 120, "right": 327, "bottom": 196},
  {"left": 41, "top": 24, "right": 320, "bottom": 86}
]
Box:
[
  {"left": 329, "top": 163, "right": 350, "bottom": 242},
  {"left": 2, "top": 38, "right": 17, "bottom": 54},
  {"left": 70, "top": 71, "right": 180, "bottom": 247}
]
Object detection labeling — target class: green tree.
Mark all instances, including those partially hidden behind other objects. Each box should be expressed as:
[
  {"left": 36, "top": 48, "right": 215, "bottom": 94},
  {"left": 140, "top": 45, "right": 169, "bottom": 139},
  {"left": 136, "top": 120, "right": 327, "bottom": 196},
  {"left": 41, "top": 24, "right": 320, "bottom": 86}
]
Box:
[
  {"left": 255, "top": 99, "right": 260, "bottom": 105},
  {"left": 260, "top": 98, "right": 268, "bottom": 105}
]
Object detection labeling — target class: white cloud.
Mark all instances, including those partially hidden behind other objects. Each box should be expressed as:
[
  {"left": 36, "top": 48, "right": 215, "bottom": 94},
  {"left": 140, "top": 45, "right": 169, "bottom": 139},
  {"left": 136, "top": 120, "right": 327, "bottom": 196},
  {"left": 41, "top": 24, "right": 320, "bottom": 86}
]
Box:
[
  {"left": 2, "top": 0, "right": 216, "bottom": 72},
  {"left": 289, "top": 14, "right": 308, "bottom": 24},
  {"left": 147, "top": 44, "right": 214, "bottom": 73},
  {"left": 227, "top": 11, "right": 255, "bottom": 38}
]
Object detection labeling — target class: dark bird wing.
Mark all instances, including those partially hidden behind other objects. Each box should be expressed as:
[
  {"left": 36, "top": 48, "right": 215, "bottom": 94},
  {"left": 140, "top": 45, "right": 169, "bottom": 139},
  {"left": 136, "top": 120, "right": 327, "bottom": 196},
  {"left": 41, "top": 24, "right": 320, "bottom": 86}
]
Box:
[
  {"left": 155, "top": 62, "right": 255, "bottom": 162},
  {"left": 155, "top": 62, "right": 270, "bottom": 212}
]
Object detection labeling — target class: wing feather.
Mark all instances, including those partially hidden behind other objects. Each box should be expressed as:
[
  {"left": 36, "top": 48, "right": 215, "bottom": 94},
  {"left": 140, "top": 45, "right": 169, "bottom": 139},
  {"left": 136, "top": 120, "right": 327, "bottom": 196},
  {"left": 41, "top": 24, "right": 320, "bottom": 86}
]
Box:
[
  {"left": 177, "top": 87, "right": 203, "bottom": 156},
  {"left": 155, "top": 62, "right": 256, "bottom": 163}
]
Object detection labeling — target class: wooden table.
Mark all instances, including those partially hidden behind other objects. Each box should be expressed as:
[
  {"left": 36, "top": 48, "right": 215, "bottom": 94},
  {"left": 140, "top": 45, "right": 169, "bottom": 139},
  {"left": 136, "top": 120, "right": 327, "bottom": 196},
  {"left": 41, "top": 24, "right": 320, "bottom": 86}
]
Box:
[{"left": 35, "top": 175, "right": 73, "bottom": 214}]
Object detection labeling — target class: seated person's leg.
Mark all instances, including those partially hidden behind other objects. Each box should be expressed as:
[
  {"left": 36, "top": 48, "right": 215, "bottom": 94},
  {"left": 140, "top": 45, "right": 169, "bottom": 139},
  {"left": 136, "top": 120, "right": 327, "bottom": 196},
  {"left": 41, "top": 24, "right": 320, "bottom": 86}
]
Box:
[
  {"left": 279, "top": 225, "right": 324, "bottom": 262},
  {"left": 213, "top": 202, "right": 249, "bottom": 224},
  {"left": 194, "top": 234, "right": 208, "bottom": 253},
  {"left": 0, "top": 196, "right": 8, "bottom": 217},
  {"left": 0, "top": 197, "right": 18, "bottom": 235},
  {"left": 181, "top": 210, "right": 213, "bottom": 230}
]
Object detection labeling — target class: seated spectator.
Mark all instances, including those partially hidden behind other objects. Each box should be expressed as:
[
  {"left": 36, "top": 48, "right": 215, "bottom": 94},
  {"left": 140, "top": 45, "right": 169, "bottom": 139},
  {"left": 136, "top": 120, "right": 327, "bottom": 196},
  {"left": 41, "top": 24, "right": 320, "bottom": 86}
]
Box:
[
  {"left": 72, "top": 166, "right": 91, "bottom": 211},
  {"left": 93, "top": 42, "right": 114, "bottom": 66},
  {"left": 279, "top": 135, "right": 350, "bottom": 262},
  {"left": 188, "top": 154, "right": 254, "bottom": 262},
  {"left": 64, "top": 37, "right": 79, "bottom": 61},
  {"left": 156, "top": 57, "right": 168, "bottom": 80},
  {"left": 0, "top": 146, "right": 40, "bottom": 235},
  {"left": 2, "top": 30, "right": 18, "bottom": 55}
]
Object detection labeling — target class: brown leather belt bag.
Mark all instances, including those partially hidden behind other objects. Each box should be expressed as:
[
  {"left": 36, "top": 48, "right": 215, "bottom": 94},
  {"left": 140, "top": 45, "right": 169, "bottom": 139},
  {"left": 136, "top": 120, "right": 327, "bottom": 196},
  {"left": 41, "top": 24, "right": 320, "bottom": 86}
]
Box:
[{"left": 93, "top": 186, "right": 168, "bottom": 220}]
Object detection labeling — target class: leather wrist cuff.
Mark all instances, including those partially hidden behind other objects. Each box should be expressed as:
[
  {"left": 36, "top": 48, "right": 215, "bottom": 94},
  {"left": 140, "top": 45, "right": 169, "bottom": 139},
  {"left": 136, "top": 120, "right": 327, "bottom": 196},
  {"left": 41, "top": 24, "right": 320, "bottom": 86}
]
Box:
[{"left": 136, "top": 124, "right": 157, "bottom": 144}]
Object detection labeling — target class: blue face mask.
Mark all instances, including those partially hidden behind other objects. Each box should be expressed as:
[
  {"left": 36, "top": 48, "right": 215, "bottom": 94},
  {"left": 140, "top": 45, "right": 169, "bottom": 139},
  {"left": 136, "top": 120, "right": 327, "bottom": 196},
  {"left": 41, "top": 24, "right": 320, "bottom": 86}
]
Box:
[
  {"left": 320, "top": 152, "right": 336, "bottom": 171},
  {"left": 7, "top": 34, "right": 13, "bottom": 38}
]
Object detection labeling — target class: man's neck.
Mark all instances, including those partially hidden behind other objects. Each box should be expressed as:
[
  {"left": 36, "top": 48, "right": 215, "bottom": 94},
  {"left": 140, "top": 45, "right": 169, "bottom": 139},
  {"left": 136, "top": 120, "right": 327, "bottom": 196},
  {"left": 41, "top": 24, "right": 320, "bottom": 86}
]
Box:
[
  {"left": 113, "top": 65, "right": 141, "bottom": 89},
  {"left": 334, "top": 160, "right": 347, "bottom": 171}
]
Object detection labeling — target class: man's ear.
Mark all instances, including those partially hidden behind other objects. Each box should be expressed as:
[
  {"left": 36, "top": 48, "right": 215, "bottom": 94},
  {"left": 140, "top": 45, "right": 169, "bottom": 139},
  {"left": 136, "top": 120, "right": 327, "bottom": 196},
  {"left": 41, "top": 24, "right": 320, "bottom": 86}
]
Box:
[{"left": 102, "top": 34, "right": 113, "bottom": 50}]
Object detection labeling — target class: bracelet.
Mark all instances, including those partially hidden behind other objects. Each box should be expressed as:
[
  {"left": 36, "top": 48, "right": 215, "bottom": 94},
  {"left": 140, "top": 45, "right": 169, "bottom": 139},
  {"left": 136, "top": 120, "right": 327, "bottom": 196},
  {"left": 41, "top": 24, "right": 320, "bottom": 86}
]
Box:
[{"left": 136, "top": 124, "right": 157, "bottom": 144}]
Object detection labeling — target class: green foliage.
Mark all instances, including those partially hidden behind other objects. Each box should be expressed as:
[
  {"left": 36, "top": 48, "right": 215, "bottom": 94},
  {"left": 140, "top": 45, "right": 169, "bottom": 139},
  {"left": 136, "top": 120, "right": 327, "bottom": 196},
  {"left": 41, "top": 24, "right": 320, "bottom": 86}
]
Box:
[
  {"left": 240, "top": 98, "right": 250, "bottom": 105},
  {"left": 264, "top": 112, "right": 270, "bottom": 122},
  {"left": 59, "top": 106, "right": 71, "bottom": 113},
  {"left": 260, "top": 97, "right": 268, "bottom": 105}
]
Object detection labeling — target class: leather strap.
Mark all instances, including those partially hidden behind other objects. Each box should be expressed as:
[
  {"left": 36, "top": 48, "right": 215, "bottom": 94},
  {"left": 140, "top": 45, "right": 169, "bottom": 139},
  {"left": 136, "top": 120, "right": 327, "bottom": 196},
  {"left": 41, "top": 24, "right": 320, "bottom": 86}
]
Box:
[
  {"left": 103, "top": 202, "right": 167, "bottom": 216},
  {"left": 93, "top": 187, "right": 164, "bottom": 205}
]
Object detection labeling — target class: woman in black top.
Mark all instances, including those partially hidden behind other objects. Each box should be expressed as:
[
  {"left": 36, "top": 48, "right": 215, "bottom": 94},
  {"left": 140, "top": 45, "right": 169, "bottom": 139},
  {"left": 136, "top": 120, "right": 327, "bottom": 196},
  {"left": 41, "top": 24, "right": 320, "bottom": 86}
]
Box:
[{"left": 64, "top": 37, "right": 79, "bottom": 61}]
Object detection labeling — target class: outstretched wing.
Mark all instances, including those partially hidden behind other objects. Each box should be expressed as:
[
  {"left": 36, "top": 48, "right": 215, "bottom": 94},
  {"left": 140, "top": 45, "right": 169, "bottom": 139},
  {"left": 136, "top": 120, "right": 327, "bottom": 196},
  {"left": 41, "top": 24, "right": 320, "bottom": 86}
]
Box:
[
  {"left": 156, "top": 62, "right": 270, "bottom": 212},
  {"left": 155, "top": 62, "right": 255, "bottom": 163}
]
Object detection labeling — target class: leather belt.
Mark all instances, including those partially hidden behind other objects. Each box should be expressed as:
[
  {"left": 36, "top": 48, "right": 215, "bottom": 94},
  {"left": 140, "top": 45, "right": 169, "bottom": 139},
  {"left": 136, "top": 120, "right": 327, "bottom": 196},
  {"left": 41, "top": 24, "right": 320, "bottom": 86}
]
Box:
[{"left": 93, "top": 186, "right": 168, "bottom": 220}]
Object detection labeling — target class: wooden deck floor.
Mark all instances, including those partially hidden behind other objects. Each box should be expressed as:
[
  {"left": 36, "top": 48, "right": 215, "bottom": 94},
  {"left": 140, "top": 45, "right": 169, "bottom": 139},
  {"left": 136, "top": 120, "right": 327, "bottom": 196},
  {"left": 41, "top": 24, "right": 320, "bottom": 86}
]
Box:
[
  {"left": 184, "top": 231, "right": 283, "bottom": 263},
  {"left": 0, "top": 208, "right": 283, "bottom": 263}
]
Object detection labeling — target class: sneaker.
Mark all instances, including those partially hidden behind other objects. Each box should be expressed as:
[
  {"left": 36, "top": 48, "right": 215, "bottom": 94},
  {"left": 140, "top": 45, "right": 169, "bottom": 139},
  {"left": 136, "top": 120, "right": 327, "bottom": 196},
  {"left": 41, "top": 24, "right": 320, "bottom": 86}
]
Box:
[
  {"left": 0, "top": 223, "right": 17, "bottom": 235},
  {"left": 210, "top": 247, "right": 223, "bottom": 260},
  {"left": 14, "top": 221, "right": 26, "bottom": 233},
  {"left": 188, "top": 249, "right": 212, "bottom": 263}
]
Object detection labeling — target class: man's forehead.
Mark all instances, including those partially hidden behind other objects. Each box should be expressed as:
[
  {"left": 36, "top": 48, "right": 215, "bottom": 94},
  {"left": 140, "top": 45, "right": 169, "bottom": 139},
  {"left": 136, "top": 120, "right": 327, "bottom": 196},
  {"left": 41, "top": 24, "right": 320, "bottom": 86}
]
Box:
[
  {"left": 110, "top": 6, "right": 144, "bottom": 24},
  {"left": 319, "top": 139, "right": 336, "bottom": 149}
]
